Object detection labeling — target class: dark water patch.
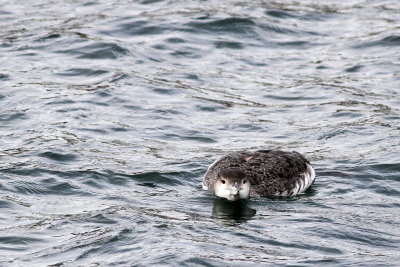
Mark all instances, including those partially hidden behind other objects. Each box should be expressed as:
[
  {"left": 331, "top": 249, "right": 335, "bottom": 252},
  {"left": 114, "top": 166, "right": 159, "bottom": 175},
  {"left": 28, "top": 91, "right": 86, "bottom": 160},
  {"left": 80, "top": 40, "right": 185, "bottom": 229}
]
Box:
[
  {"left": 194, "top": 96, "right": 264, "bottom": 108},
  {"left": 36, "top": 33, "right": 62, "bottom": 42},
  {"left": 374, "top": 184, "right": 399, "bottom": 197},
  {"left": 153, "top": 108, "right": 182, "bottom": 115},
  {"left": 368, "top": 163, "right": 400, "bottom": 174},
  {"left": 0, "top": 236, "right": 43, "bottom": 245},
  {"left": 0, "top": 168, "right": 108, "bottom": 184},
  {"left": 152, "top": 88, "right": 177, "bottom": 95},
  {"left": 315, "top": 225, "right": 399, "bottom": 249},
  {"left": 78, "top": 127, "right": 108, "bottom": 134},
  {"left": 233, "top": 123, "right": 264, "bottom": 131},
  {"left": 56, "top": 107, "right": 90, "bottom": 113},
  {"left": 108, "top": 73, "right": 130, "bottom": 83},
  {"left": 110, "top": 127, "right": 129, "bottom": 132},
  {"left": 13, "top": 42, "right": 48, "bottom": 52},
  {"left": 215, "top": 41, "right": 243, "bottom": 49},
  {"left": 38, "top": 151, "right": 77, "bottom": 162},
  {"left": 0, "top": 73, "right": 10, "bottom": 80},
  {"left": 82, "top": 179, "right": 103, "bottom": 189},
  {"left": 170, "top": 46, "right": 202, "bottom": 58},
  {"left": 196, "top": 103, "right": 227, "bottom": 112},
  {"left": 186, "top": 17, "right": 256, "bottom": 35},
  {"left": 258, "top": 22, "right": 298, "bottom": 35},
  {"left": 10, "top": 179, "right": 86, "bottom": 196},
  {"left": 138, "top": 182, "right": 158, "bottom": 188},
  {"left": 317, "top": 128, "right": 351, "bottom": 140},
  {"left": 184, "top": 73, "right": 200, "bottom": 80},
  {"left": 0, "top": 9, "right": 12, "bottom": 15},
  {"left": 57, "top": 68, "right": 109, "bottom": 77},
  {"left": 56, "top": 42, "right": 129, "bottom": 59},
  {"left": 122, "top": 104, "right": 141, "bottom": 111},
  {"left": 0, "top": 112, "right": 28, "bottom": 122},
  {"left": 264, "top": 94, "right": 320, "bottom": 101},
  {"left": 101, "top": 19, "right": 169, "bottom": 37},
  {"left": 152, "top": 44, "right": 166, "bottom": 50},
  {"left": 46, "top": 99, "right": 75, "bottom": 105},
  {"left": 0, "top": 42, "right": 12, "bottom": 48},
  {"left": 95, "top": 90, "right": 113, "bottom": 98},
  {"left": 119, "top": 20, "right": 167, "bottom": 36},
  {"left": 354, "top": 35, "right": 400, "bottom": 48},
  {"left": 166, "top": 37, "right": 185, "bottom": 44},
  {"left": 265, "top": 9, "right": 332, "bottom": 21},
  {"left": 276, "top": 40, "right": 312, "bottom": 48},
  {"left": 162, "top": 133, "right": 217, "bottom": 143},
  {"left": 265, "top": 10, "right": 297, "bottom": 19},
  {"left": 80, "top": 99, "right": 109, "bottom": 107},
  {"left": 140, "top": 0, "right": 164, "bottom": 4},
  {"left": 365, "top": 163, "right": 400, "bottom": 182},
  {"left": 80, "top": 214, "right": 117, "bottom": 225},
  {"left": 331, "top": 110, "right": 364, "bottom": 118},
  {"left": 316, "top": 65, "right": 329, "bottom": 70},
  {"left": 19, "top": 52, "right": 37, "bottom": 57},
  {"left": 345, "top": 64, "right": 363, "bottom": 73},
  {"left": 47, "top": 182, "right": 83, "bottom": 195},
  {"left": 146, "top": 56, "right": 163, "bottom": 62},
  {"left": 129, "top": 169, "right": 207, "bottom": 189},
  {"left": 81, "top": 1, "right": 99, "bottom": 7},
  {"left": 127, "top": 171, "right": 184, "bottom": 186},
  {"left": 0, "top": 200, "right": 13, "bottom": 208},
  {"left": 374, "top": 35, "right": 400, "bottom": 46}
]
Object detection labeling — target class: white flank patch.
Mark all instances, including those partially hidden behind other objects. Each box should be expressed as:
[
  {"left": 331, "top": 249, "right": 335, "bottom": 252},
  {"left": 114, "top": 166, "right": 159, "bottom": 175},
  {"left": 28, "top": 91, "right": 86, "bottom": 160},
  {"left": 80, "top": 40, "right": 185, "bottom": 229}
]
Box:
[
  {"left": 277, "top": 164, "right": 315, "bottom": 197},
  {"left": 296, "top": 164, "right": 316, "bottom": 195},
  {"left": 306, "top": 164, "right": 316, "bottom": 189},
  {"left": 291, "top": 182, "right": 300, "bottom": 196}
]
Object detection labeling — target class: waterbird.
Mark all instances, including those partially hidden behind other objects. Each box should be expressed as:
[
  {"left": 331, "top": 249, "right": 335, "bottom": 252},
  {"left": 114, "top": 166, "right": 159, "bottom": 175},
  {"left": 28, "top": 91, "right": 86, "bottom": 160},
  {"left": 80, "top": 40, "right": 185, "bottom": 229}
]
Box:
[{"left": 203, "top": 150, "right": 315, "bottom": 201}]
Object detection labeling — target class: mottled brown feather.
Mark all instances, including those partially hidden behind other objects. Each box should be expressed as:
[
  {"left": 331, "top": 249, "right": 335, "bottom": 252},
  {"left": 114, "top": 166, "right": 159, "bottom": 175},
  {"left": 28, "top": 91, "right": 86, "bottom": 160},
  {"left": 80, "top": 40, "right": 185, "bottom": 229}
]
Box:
[{"left": 203, "top": 150, "right": 313, "bottom": 197}]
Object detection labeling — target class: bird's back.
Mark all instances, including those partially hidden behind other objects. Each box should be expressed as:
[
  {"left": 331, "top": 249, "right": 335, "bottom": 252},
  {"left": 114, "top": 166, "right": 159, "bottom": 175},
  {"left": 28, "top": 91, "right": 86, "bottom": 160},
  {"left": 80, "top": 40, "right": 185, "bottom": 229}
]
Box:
[{"left": 203, "top": 150, "right": 315, "bottom": 197}]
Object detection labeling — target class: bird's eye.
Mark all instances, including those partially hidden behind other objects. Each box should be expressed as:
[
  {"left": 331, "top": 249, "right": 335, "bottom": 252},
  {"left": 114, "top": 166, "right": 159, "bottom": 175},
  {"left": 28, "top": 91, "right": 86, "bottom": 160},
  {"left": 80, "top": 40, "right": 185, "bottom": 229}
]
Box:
[
  {"left": 243, "top": 180, "right": 247, "bottom": 184},
  {"left": 221, "top": 180, "right": 226, "bottom": 184}
]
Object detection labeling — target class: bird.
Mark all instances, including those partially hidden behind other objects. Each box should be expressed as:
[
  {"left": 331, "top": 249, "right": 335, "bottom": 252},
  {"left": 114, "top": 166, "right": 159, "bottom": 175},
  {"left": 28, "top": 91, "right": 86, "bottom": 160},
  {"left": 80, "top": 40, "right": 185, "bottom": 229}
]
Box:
[{"left": 203, "top": 150, "right": 315, "bottom": 201}]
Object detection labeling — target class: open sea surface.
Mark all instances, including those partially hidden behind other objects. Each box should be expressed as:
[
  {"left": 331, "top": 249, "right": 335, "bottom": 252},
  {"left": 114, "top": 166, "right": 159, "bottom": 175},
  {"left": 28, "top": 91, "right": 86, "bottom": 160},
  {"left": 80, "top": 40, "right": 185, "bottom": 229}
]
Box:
[{"left": 1, "top": 0, "right": 400, "bottom": 266}]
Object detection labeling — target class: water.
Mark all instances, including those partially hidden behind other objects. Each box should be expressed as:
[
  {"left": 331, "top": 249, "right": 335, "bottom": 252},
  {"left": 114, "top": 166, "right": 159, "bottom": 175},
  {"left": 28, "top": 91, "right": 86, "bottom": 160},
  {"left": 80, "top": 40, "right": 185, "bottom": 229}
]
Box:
[{"left": 1, "top": 0, "right": 399, "bottom": 265}]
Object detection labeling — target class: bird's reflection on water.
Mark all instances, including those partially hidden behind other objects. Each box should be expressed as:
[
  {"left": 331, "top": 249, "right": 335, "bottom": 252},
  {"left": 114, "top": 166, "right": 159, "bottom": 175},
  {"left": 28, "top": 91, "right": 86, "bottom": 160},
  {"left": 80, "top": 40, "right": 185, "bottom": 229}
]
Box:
[{"left": 212, "top": 198, "right": 256, "bottom": 223}]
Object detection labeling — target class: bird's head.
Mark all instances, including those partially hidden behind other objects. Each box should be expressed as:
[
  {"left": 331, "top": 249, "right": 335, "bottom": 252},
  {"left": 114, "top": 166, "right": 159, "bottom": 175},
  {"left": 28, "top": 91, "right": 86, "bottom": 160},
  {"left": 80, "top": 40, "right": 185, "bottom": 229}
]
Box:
[{"left": 214, "top": 169, "right": 250, "bottom": 201}]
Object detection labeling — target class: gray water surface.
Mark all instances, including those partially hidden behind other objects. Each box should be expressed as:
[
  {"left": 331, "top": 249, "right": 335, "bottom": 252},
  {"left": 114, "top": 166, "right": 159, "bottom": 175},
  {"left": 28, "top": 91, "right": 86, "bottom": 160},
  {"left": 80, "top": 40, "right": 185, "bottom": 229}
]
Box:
[{"left": 1, "top": 0, "right": 400, "bottom": 266}]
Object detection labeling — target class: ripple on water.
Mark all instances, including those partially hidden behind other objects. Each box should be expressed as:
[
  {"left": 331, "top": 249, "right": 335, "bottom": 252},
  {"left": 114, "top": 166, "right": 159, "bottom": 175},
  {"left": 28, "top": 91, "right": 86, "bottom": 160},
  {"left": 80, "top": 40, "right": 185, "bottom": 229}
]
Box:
[
  {"left": 354, "top": 34, "right": 400, "bottom": 48},
  {"left": 214, "top": 41, "right": 244, "bottom": 49},
  {"left": 267, "top": 9, "right": 334, "bottom": 22},
  {"left": 0, "top": 236, "right": 44, "bottom": 248},
  {"left": 37, "top": 151, "right": 77, "bottom": 162},
  {"left": 8, "top": 178, "right": 83, "bottom": 196},
  {"left": 0, "top": 112, "right": 28, "bottom": 122},
  {"left": 1, "top": 0, "right": 400, "bottom": 266},
  {"left": 127, "top": 171, "right": 190, "bottom": 187},
  {"left": 0, "top": 73, "right": 10, "bottom": 80},
  {"left": 344, "top": 64, "right": 364, "bottom": 73},
  {"left": 186, "top": 17, "right": 257, "bottom": 34},
  {"left": 105, "top": 19, "right": 170, "bottom": 36},
  {"left": 56, "top": 41, "right": 130, "bottom": 59},
  {"left": 56, "top": 68, "right": 109, "bottom": 77}
]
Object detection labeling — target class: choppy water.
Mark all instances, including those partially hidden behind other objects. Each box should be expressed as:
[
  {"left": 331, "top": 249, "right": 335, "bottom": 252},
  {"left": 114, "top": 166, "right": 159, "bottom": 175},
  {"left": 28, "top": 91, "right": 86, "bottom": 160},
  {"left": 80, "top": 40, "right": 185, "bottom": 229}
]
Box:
[{"left": 1, "top": 0, "right": 400, "bottom": 266}]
